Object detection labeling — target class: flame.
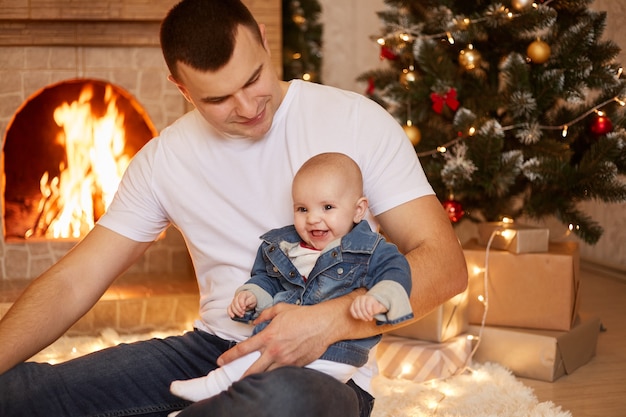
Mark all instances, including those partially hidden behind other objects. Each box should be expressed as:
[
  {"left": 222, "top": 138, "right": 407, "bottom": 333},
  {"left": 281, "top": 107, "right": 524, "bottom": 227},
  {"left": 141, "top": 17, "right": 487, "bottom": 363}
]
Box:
[{"left": 26, "top": 83, "right": 130, "bottom": 239}]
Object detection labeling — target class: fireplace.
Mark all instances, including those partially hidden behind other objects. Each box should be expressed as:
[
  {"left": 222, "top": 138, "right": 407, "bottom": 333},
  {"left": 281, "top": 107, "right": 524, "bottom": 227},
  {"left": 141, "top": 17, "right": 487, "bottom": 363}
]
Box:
[
  {"left": 0, "top": 0, "right": 282, "bottom": 281},
  {"left": 4, "top": 78, "right": 158, "bottom": 240}
]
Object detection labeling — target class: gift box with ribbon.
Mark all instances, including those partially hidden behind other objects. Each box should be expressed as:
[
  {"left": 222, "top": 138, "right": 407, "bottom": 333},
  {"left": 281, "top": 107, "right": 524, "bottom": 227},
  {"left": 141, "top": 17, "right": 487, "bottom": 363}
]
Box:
[
  {"left": 376, "top": 334, "right": 472, "bottom": 382},
  {"left": 477, "top": 222, "right": 549, "bottom": 254},
  {"left": 464, "top": 239, "right": 580, "bottom": 331},
  {"left": 468, "top": 315, "right": 600, "bottom": 381}
]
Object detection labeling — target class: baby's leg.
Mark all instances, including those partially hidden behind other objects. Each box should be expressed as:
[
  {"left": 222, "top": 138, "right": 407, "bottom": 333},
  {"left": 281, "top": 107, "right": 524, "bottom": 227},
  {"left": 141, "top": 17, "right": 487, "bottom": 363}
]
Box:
[
  {"left": 170, "top": 351, "right": 261, "bottom": 402},
  {"left": 305, "top": 359, "right": 357, "bottom": 383}
]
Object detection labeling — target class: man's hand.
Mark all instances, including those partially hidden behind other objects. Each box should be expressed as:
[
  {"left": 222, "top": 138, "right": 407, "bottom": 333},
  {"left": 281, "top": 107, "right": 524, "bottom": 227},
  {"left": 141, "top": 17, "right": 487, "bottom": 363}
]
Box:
[{"left": 218, "top": 302, "right": 336, "bottom": 377}]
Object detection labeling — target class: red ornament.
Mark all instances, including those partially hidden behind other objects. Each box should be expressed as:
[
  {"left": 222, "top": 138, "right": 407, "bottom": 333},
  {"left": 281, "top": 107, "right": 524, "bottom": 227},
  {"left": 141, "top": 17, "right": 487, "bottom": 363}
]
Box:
[
  {"left": 379, "top": 45, "right": 399, "bottom": 61},
  {"left": 366, "top": 77, "right": 375, "bottom": 96},
  {"left": 442, "top": 199, "right": 464, "bottom": 223},
  {"left": 430, "top": 88, "right": 460, "bottom": 114},
  {"left": 589, "top": 114, "right": 613, "bottom": 137}
]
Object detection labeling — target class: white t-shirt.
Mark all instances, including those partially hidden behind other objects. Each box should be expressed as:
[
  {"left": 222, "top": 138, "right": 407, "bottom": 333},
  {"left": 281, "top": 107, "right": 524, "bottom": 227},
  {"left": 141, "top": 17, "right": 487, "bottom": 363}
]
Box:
[{"left": 98, "top": 79, "right": 433, "bottom": 391}]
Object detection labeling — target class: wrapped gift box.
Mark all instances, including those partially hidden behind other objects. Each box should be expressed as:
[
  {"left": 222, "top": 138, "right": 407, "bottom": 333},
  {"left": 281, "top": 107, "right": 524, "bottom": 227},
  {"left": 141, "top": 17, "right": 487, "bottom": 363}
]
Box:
[
  {"left": 468, "top": 315, "right": 600, "bottom": 381},
  {"left": 477, "top": 222, "right": 549, "bottom": 253},
  {"left": 389, "top": 288, "right": 468, "bottom": 342},
  {"left": 464, "top": 239, "right": 580, "bottom": 331},
  {"left": 376, "top": 334, "right": 472, "bottom": 382}
]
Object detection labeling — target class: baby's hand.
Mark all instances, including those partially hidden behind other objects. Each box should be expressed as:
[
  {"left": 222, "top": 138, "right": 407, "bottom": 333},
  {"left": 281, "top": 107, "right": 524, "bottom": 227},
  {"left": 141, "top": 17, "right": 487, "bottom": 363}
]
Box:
[
  {"left": 350, "top": 294, "right": 388, "bottom": 321},
  {"left": 227, "top": 291, "right": 258, "bottom": 318}
]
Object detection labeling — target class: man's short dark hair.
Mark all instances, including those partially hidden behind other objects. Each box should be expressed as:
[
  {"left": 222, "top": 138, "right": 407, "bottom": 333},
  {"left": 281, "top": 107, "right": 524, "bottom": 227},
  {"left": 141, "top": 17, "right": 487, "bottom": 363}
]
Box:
[{"left": 160, "top": 0, "right": 263, "bottom": 80}]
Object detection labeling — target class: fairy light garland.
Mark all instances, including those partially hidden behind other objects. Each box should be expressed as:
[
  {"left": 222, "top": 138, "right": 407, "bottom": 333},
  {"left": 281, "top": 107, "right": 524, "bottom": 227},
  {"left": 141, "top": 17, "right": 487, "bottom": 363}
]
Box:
[
  {"left": 378, "top": 0, "right": 556, "bottom": 46},
  {"left": 415, "top": 93, "right": 626, "bottom": 158}
]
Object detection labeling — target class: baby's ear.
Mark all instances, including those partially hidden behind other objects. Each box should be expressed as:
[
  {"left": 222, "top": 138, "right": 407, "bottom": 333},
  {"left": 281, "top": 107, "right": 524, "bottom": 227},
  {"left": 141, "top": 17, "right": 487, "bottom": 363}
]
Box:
[{"left": 353, "top": 196, "right": 369, "bottom": 223}]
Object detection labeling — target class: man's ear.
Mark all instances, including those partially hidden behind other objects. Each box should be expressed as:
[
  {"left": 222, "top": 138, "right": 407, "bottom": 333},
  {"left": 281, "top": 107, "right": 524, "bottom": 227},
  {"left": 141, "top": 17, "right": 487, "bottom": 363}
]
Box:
[
  {"left": 353, "top": 197, "right": 369, "bottom": 223},
  {"left": 167, "top": 74, "right": 193, "bottom": 103},
  {"left": 258, "top": 23, "right": 271, "bottom": 55}
]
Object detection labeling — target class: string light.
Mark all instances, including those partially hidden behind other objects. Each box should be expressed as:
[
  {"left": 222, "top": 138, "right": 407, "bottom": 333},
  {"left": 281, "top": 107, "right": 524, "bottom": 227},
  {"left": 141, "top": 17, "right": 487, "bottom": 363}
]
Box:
[
  {"left": 32, "top": 327, "right": 192, "bottom": 365},
  {"left": 400, "top": 363, "right": 414, "bottom": 378},
  {"left": 416, "top": 93, "right": 625, "bottom": 156},
  {"left": 379, "top": 3, "right": 528, "bottom": 45},
  {"left": 498, "top": 229, "right": 517, "bottom": 240}
]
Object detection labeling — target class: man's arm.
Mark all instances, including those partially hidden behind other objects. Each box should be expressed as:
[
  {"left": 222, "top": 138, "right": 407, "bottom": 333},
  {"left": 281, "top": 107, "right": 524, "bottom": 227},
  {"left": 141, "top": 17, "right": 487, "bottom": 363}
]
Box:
[
  {"left": 377, "top": 194, "right": 468, "bottom": 319},
  {"left": 218, "top": 194, "right": 468, "bottom": 374},
  {"left": 0, "top": 225, "right": 153, "bottom": 374}
]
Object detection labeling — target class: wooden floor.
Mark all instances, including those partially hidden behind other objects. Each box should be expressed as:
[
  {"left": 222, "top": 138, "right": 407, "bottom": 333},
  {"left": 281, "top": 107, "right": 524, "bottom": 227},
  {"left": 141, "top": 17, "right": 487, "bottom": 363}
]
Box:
[{"left": 520, "top": 266, "right": 626, "bottom": 417}]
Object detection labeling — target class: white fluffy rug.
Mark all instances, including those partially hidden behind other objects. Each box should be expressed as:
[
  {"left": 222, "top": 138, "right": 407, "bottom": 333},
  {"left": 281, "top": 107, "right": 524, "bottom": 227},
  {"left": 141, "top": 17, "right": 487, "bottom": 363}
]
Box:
[
  {"left": 371, "top": 362, "right": 571, "bottom": 417},
  {"left": 33, "top": 330, "right": 571, "bottom": 417}
]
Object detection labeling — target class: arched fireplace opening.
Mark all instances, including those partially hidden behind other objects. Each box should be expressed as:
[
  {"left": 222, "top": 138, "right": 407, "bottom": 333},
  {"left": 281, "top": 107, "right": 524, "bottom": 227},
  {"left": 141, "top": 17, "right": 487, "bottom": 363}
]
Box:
[{"left": 3, "top": 79, "right": 158, "bottom": 241}]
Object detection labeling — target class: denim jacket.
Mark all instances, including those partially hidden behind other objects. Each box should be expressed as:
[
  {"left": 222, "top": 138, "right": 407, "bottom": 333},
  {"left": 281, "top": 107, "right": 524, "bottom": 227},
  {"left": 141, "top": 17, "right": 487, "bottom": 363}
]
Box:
[{"left": 237, "top": 220, "right": 413, "bottom": 367}]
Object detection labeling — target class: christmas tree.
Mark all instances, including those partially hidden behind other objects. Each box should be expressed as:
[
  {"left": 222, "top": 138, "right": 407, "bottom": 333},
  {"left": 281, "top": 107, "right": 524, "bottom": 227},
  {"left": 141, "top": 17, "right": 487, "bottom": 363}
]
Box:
[
  {"left": 359, "top": 0, "right": 626, "bottom": 244},
  {"left": 282, "top": 0, "right": 323, "bottom": 83}
]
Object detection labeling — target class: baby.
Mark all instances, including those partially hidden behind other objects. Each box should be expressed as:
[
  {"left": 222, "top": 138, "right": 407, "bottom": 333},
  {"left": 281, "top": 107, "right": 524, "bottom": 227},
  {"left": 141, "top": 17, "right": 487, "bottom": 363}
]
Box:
[{"left": 170, "top": 152, "right": 414, "bottom": 402}]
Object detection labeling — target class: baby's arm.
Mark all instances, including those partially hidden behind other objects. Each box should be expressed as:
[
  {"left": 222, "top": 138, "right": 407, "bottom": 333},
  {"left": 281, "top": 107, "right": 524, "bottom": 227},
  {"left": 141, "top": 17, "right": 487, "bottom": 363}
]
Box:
[
  {"left": 350, "top": 294, "right": 388, "bottom": 322},
  {"left": 227, "top": 291, "right": 258, "bottom": 319},
  {"left": 354, "top": 280, "right": 414, "bottom": 325}
]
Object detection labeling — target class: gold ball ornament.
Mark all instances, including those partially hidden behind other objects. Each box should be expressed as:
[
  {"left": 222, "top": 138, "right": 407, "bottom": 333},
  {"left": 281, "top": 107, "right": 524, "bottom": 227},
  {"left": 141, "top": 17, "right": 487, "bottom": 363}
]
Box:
[
  {"left": 512, "top": 0, "right": 534, "bottom": 11},
  {"left": 527, "top": 40, "right": 551, "bottom": 64},
  {"left": 403, "top": 122, "right": 421, "bottom": 146},
  {"left": 458, "top": 45, "right": 482, "bottom": 70},
  {"left": 399, "top": 69, "right": 418, "bottom": 87}
]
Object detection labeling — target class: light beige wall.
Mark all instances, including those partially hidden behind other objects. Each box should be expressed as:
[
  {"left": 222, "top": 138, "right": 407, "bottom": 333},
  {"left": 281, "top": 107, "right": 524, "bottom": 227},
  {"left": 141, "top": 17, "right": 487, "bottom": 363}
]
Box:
[
  {"left": 583, "top": 1, "right": 626, "bottom": 271},
  {"left": 318, "top": 0, "right": 386, "bottom": 93},
  {"left": 320, "top": 0, "right": 626, "bottom": 271}
]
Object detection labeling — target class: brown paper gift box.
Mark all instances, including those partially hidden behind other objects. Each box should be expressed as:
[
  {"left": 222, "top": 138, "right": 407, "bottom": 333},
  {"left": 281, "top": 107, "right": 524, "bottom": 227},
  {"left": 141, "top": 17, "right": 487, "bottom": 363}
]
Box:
[
  {"left": 464, "top": 239, "right": 580, "bottom": 331},
  {"left": 388, "top": 288, "right": 469, "bottom": 342},
  {"left": 376, "top": 334, "right": 472, "bottom": 382},
  {"left": 468, "top": 315, "right": 600, "bottom": 381},
  {"left": 477, "top": 222, "right": 550, "bottom": 253}
]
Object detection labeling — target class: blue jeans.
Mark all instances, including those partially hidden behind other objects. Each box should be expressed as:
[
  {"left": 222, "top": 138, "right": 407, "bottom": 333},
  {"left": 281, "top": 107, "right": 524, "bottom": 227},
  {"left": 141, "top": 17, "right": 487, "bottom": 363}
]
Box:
[{"left": 0, "top": 330, "right": 374, "bottom": 417}]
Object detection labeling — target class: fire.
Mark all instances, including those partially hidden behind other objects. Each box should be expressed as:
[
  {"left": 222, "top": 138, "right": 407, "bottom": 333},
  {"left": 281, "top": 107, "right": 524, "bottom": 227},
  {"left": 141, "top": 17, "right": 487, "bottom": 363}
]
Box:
[{"left": 26, "top": 83, "right": 130, "bottom": 239}]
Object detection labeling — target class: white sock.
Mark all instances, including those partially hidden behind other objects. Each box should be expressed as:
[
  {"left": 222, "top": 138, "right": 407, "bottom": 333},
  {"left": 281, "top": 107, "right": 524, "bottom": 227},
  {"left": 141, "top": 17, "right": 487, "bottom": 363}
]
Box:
[{"left": 170, "top": 351, "right": 261, "bottom": 402}]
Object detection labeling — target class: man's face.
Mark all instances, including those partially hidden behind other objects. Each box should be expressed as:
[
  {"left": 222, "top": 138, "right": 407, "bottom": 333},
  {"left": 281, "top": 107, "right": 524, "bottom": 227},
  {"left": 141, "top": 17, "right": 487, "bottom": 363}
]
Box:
[{"left": 170, "top": 25, "right": 285, "bottom": 140}]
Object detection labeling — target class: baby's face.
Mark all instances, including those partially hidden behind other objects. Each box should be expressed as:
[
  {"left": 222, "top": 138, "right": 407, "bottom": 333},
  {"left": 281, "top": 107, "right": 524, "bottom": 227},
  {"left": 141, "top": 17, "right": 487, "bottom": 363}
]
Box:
[{"left": 292, "top": 173, "right": 363, "bottom": 250}]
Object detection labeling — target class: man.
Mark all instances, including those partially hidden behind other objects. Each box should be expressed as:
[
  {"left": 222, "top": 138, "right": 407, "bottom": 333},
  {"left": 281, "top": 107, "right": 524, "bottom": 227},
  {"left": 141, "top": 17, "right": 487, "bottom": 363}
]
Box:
[{"left": 0, "top": 1, "right": 467, "bottom": 416}]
